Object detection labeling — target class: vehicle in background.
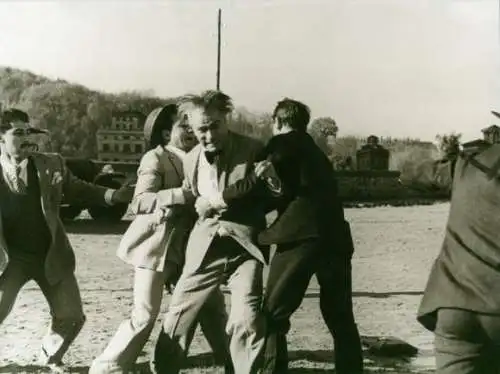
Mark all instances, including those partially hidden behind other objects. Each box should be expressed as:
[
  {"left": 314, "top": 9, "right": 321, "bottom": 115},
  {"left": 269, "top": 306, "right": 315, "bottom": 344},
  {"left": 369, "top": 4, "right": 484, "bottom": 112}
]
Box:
[{"left": 60, "top": 111, "right": 146, "bottom": 222}]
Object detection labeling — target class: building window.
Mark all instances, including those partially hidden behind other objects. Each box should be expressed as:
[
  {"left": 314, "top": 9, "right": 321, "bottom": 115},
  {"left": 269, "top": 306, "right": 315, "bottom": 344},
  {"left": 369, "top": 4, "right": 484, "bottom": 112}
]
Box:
[
  {"left": 135, "top": 144, "right": 143, "bottom": 154},
  {"left": 123, "top": 144, "right": 131, "bottom": 153},
  {"left": 103, "top": 143, "right": 110, "bottom": 152}
]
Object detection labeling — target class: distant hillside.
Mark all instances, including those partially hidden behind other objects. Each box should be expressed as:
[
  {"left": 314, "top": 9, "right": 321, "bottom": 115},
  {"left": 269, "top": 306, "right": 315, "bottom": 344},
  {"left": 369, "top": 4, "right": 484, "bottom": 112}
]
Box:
[
  {"left": 0, "top": 66, "right": 440, "bottom": 171},
  {"left": 0, "top": 67, "right": 175, "bottom": 158}
]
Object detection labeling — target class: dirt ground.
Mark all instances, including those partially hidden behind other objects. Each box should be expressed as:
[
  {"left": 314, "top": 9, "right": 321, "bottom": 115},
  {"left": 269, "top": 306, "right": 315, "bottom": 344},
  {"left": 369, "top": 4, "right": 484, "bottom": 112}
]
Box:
[{"left": 0, "top": 203, "right": 449, "bottom": 373}]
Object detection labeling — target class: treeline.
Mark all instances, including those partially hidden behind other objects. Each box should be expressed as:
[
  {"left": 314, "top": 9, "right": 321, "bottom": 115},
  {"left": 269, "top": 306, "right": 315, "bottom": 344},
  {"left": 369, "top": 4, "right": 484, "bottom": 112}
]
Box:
[
  {"left": 0, "top": 67, "right": 175, "bottom": 158},
  {"left": 0, "top": 66, "right": 440, "bottom": 170}
]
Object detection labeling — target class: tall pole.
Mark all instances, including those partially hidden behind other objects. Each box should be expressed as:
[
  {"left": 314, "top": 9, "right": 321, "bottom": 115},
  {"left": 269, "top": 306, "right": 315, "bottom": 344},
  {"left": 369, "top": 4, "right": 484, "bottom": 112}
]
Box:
[{"left": 216, "top": 8, "right": 222, "bottom": 90}]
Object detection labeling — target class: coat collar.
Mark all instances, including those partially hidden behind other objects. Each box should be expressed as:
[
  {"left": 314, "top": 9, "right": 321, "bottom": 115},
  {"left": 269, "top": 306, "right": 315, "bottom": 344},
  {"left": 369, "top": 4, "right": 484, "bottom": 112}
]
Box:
[{"left": 29, "top": 154, "right": 51, "bottom": 214}]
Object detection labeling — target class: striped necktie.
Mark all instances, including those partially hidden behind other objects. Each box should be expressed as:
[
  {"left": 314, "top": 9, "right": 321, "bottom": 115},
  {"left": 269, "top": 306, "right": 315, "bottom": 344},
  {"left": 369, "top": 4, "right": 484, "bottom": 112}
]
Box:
[{"left": 7, "top": 164, "right": 27, "bottom": 194}]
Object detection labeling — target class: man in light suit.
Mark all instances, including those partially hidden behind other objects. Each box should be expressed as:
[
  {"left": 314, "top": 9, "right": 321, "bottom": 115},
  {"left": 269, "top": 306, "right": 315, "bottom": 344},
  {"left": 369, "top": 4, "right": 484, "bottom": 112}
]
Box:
[
  {"left": 90, "top": 104, "right": 231, "bottom": 374},
  {"left": 150, "top": 91, "right": 280, "bottom": 374},
  {"left": 0, "top": 109, "right": 132, "bottom": 371}
]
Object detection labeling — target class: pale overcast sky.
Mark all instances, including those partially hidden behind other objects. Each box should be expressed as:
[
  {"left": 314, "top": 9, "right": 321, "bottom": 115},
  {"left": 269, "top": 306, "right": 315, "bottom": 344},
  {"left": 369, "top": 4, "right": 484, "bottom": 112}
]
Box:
[{"left": 0, "top": 0, "right": 498, "bottom": 141}]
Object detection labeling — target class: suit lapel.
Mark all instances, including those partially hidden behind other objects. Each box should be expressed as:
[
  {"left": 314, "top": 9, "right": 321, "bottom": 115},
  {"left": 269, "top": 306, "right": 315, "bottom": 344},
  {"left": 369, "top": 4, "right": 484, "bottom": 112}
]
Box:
[
  {"left": 168, "top": 153, "right": 183, "bottom": 181},
  {"left": 189, "top": 145, "right": 202, "bottom": 196},
  {"left": 31, "top": 155, "right": 50, "bottom": 215},
  {"left": 217, "top": 133, "right": 235, "bottom": 191},
  {"left": 164, "top": 150, "right": 183, "bottom": 184}
]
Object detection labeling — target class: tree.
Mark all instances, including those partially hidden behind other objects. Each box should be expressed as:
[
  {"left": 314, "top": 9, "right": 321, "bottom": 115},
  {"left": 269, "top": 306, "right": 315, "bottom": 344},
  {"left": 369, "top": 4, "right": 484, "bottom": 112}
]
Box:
[
  {"left": 229, "top": 107, "right": 272, "bottom": 142},
  {"left": 308, "top": 117, "right": 338, "bottom": 138},
  {"left": 435, "top": 132, "right": 462, "bottom": 159},
  {"left": 308, "top": 117, "right": 338, "bottom": 157}
]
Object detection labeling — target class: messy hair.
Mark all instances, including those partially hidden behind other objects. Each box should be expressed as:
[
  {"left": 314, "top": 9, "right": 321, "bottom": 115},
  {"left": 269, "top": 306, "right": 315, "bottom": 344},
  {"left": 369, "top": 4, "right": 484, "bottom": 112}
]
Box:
[
  {"left": 177, "top": 90, "right": 233, "bottom": 117},
  {"left": 272, "top": 98, "right": 311, "bottom": 132}
]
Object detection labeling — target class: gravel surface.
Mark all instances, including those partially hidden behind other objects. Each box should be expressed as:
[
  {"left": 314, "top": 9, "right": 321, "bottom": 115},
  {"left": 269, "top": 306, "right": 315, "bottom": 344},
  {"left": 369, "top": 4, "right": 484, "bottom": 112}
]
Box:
[{"left": 0, "top": 203, "right": 449, "bottom": 373}]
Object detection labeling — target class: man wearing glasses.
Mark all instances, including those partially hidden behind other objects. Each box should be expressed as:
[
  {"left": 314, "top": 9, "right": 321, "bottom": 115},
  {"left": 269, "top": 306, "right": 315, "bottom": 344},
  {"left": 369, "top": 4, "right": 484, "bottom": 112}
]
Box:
[{"left": 0, "top": 109, "right": 133, "bottom": 372}]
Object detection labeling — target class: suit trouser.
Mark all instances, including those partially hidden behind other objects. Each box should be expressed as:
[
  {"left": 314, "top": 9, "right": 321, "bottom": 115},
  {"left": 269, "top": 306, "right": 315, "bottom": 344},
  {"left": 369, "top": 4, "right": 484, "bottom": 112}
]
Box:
[
  {"left": 0, "top": 259, "right": 85, "bottom": 364},
  {"left": 152, "top": 236, "right": 265, "bottom": 374},
  {"left": 261, "top": 239, "right": 363, "bottom": 374},
  {"left": 434, "top": 308, "right": 500, "bottom": 374},
  {"left": 89, "top": 262, "right": 230, "bottom": 374}
]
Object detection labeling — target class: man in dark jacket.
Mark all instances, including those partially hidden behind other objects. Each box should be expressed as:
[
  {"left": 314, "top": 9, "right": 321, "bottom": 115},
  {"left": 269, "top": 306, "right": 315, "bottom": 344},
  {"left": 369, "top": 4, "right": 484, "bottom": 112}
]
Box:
[
  {"left": 401, "top": 120, "right": 500, "bottom": 374},
  {"left": 222, "top": 99, "right": 363, "bottom": 374}
]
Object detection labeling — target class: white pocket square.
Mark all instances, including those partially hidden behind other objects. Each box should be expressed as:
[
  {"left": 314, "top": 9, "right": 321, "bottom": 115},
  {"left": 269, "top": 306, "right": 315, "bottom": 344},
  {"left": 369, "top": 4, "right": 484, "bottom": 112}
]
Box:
[{"left": 51, "top": 171, "right": 63, "bottom": 185}]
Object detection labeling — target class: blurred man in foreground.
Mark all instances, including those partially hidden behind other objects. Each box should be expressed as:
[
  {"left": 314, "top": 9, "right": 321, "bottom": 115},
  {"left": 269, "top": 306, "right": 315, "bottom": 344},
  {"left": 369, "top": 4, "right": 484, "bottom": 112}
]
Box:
[{"left": 401, "top": 112, "right": 500, "bottom": 374}]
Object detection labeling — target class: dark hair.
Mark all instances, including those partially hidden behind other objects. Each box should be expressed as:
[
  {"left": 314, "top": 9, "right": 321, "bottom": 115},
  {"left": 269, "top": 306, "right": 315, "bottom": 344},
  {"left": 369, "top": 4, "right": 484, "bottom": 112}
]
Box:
[
  {"left": 143, "top": 104, "right": 178, "bottom": 149},
  {"left": 0, "top": 109, "right": 29, "bottom": 133},
  {"left": 177, "top": 90, "right": 233, "bottom": 117},
  {"left": 272, "top": 98, "right": 311, "bottom": 132}
]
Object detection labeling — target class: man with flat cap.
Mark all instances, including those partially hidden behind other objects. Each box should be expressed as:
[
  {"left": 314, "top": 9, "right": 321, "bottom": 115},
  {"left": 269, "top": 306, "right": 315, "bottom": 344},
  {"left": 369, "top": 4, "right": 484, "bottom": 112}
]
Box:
[
  {"left": 400, "top": 110, "right": 500, "bottom": 374},
  {"left": 0, "top": 109, "right": 133, "bottom": 371}
]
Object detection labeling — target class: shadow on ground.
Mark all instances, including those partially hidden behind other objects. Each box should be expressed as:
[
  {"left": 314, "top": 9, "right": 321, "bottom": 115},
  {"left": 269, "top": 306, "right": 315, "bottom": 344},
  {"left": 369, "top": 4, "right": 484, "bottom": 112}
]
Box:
[
  {"left": 0, "top": 364, "right": 89, "bottom": 373},
  {"left": 288, "top": 349, "right": 433, "bottom": 373},
  {"left": 0, "top": 350, "right": 434, "bottom": 373},
  {"left": 63, "top": 218, "right": 130, "bottom": 235},
  {"left": 303, "top": 291, "right": 424, "bottom": 299}
]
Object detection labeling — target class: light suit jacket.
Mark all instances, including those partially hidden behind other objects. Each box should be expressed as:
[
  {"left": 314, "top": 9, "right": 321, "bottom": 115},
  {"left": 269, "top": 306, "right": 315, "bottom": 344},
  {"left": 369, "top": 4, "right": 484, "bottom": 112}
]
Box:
[
  {"left": 116, "top": 145, "right": 196, "bottom": 271},
  {"left": 181, "top": 132, "right": 270, "bottom": 273},
  {"left": 0, "top": 152, "right": 109, "bottom": 285}
]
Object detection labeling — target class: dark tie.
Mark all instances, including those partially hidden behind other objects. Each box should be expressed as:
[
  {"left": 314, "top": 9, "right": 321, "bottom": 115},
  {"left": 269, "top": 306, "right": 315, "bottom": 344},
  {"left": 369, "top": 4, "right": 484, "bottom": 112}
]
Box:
[{"left": 7, "top": 165, "right": 27, "bottom": 194}]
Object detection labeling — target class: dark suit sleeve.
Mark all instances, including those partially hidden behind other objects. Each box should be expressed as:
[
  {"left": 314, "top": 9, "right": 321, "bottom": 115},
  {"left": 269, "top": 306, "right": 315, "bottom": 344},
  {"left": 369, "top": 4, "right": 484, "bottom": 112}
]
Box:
[
  {"left": 130, "top": 151, "right": 194, "bottom": 214},
  {"left": 221, "top": 169, "right": 260, "bottom": 202},
  {"left": 58, "top": 154, "right": 109, "bottom": 206},
  {"left": 221, "top": 142, "right": 279, "bottom": 207}
]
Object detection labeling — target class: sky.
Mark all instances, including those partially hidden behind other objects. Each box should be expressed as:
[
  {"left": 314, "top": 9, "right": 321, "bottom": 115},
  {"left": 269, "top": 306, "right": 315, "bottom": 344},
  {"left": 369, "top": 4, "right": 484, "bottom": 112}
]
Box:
[{"left": 0, "top": 0, "right": 499, "bottom": 142}]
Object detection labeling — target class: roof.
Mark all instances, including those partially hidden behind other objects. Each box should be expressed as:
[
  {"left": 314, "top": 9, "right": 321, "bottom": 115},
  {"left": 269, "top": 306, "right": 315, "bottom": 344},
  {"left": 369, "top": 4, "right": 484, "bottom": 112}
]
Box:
[
  {"left": 462, "top": 139, "right": 490, "bottom": 148},
  {"left": 481, "top": 124, "right": 500, "bottom": 133},
  {"left": 111, "top": 110, "right": 146, "bottom": 119}
]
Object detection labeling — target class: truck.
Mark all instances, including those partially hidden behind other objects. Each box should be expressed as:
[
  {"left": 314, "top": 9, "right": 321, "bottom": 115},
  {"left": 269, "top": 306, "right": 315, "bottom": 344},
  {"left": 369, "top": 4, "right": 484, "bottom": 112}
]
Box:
[{"left": 59, "top": 158, "right": 138, "bottom": 222}]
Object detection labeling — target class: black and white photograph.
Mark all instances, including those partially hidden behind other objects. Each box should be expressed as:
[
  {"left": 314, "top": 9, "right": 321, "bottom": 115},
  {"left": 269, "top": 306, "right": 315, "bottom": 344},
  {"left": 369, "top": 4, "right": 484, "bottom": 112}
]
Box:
[{"left": 0, "top": 1, "right": 499, "bottom": 373}]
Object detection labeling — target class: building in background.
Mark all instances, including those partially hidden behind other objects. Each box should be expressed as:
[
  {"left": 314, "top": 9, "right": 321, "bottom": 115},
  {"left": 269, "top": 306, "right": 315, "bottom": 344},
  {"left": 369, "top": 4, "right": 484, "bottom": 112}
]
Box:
[
  {"left": 356, "top": 135, "right": 390, "bottom": 171},
  {"left": 481, "top": 125, "right": 500, "bottom": 144},
  {"left": 96, "top": 110, "right": 146, "bottom": 163}
]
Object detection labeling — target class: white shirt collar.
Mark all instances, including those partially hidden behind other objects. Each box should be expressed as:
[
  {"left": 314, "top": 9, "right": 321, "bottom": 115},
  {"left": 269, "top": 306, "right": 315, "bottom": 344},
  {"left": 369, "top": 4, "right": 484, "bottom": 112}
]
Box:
[
  {"left": 0, "top": 155, "right": 28, "bottom": 171},
  {"left": 0, "top": 155, "right": 29, "bottom": 184}
]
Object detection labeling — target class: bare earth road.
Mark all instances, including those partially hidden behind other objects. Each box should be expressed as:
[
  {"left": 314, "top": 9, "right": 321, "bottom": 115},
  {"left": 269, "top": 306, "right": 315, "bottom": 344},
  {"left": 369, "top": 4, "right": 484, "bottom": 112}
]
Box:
[{"left": 0, "top": 203, "right": 449, "bottom": 373}]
